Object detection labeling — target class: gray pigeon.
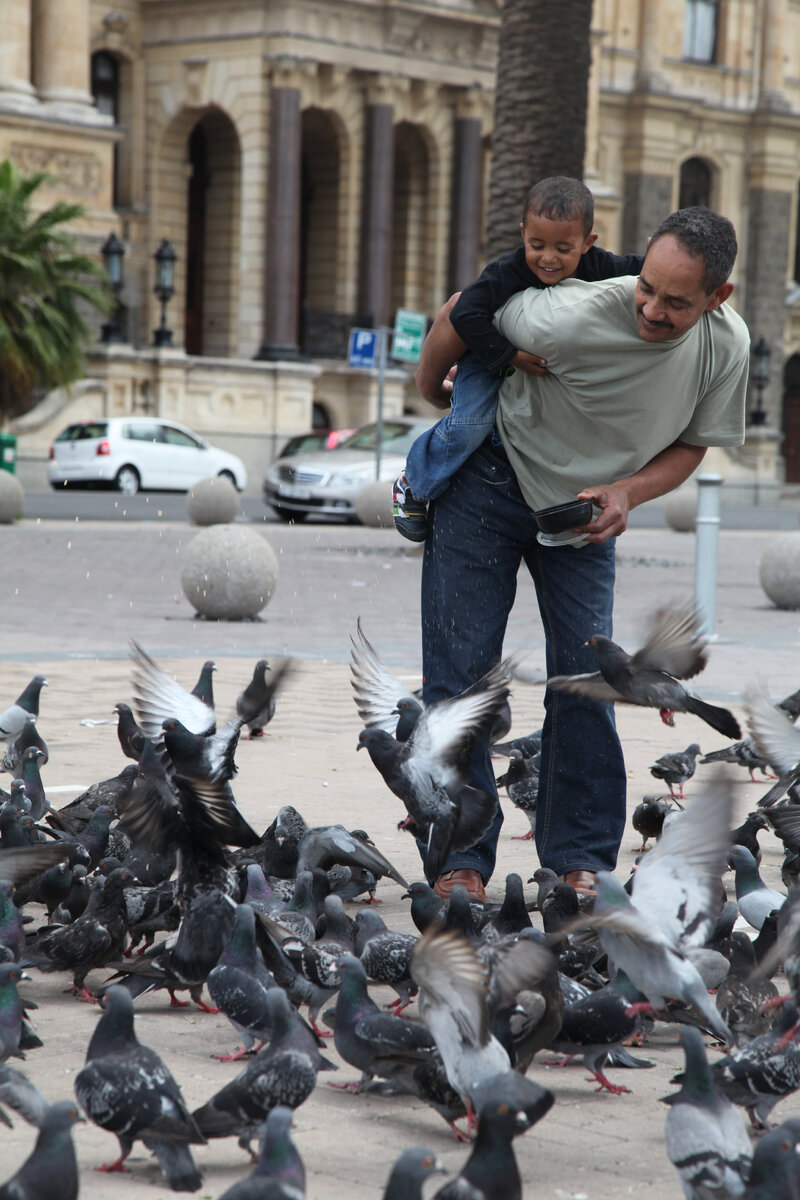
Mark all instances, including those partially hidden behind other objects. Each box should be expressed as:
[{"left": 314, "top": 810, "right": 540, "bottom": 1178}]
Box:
[
  {"left": 216, "top": 1106, "right": 305, "bottom": 1199},
  {"left": 712, "top": 1002, "right": 800, "bottom": 1130},
  {"left": 0, "top": 678, "right": 47, "bottom": 742},
  {"left": 746, "top": 687, "right": 800, "bottom": 807},
  {"left": 206, "top": 902, "right": 277, "bottom": 1061},
  {"left": 2, "top": 718, "right": 48, "bottom": 776},
  {"left": 547, "top": 603, "right": 741, "bottom": 738},
  {"left": 649, "top": 743, "right": 702, "bottom": 799},
  {"left": 496, "top": 749, "right": 539, "bottom": 840},
  {"left": 728, "top": 844, "right": 785, "bottom": 931},
  {"left": 662, "top": 1027, "right": 752, "bottom": 1199},
  {"left": 296, "top": 824, "right": 409, "bottom": 890},
  {"left": 75, "top": 985, "right": 205, "bottom": 1189},
  {"left": 382, "top": 1147, "right": 446, "bottom": 1200},
  {"left": 236, "top": 658, "right": 292, "bottom": 738},
  {"left": 0, "top": 1100, "right": 82, "bottom": 1200},
  {"left": 353, "top": 907, "right": 418, "bottom": 1014},
  {"left": 742, "top": 1117, "right": 800, "bottom": 1199},
  {"left": 0, "top": 964, "right": 36, "bottom": 1062},
  {"left": 0, "top": 1063, "right": 49, "bottom": 1129}
]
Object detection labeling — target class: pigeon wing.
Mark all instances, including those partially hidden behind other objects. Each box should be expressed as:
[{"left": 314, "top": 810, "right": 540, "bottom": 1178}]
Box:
[
  {"left": 630, "top": 604, "right": 708, "bottom": 680},
  {"left": 545, "top": 672, "right": 623, "bottom": 703},
  {"left": 746, "top": 688, "right": 800, "bottom": 776},
  {"left": 131, "top": 641, "right": 216, "bottom": 739},
  {"left": 350, "top": 619, "right": 417, "bottom": 734},
  {"left": 411, "top": 926, "right": 490, "bottom": 1049}
]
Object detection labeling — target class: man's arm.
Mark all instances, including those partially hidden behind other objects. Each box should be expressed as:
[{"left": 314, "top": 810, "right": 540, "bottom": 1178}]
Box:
[
  {"left": 576, "top": 439, "right": 707, "bottom": 543},
  {"left": 414, "top": 295, "right": 467, "bottom": 409}
]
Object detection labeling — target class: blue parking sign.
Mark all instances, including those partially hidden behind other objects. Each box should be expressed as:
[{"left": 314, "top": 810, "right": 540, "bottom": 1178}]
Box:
[{"left": 348, "top": 328, "right": 379, "bottom": 369}]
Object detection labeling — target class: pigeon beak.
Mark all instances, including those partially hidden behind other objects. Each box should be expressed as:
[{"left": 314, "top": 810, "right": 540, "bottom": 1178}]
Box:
[{"left": 515, "top": 1110, "right": 531, "bottom": 1129}]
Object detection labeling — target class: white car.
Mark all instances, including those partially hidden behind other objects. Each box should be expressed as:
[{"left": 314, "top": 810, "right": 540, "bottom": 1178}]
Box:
[
  {"left": 47, "top": 417, "right": 247, "bottom": 495},
  {"left": 263, "top": 417, "right": 434, "bottom": 522}
]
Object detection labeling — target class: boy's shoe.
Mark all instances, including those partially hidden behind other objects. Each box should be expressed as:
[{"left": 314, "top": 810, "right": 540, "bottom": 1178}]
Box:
[{"left": 392, "top": 472, "right": 428, "bottom": 542}]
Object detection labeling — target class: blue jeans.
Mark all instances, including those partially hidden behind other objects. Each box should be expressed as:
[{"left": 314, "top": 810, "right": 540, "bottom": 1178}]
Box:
[
  {"left": 420, "top": 443, "right": 627, "bottom": 883},
  {"left": 405, "top": 353, "right": 501, "bottom": 502}
]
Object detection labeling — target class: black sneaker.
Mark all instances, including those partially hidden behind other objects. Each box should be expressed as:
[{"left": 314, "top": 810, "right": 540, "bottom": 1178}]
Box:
[{"left": 392, "top": 472, "right": 428, "bottom": 542}]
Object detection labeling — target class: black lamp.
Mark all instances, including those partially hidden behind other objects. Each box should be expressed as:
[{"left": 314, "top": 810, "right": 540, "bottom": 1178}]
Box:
[
  {"left": 152, "top": 238, "right": 177, "bottom": 347},
  {"left": 100, "top": 231, "right": 125, "bottom": 343},
  {"left": 749, "top": 335, "right": 770, "bottom": 427}
]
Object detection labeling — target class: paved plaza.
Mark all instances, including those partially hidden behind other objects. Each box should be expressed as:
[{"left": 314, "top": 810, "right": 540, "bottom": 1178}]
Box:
[{"left": 1, "top": 508, "right": 799, "bottom": 1197}]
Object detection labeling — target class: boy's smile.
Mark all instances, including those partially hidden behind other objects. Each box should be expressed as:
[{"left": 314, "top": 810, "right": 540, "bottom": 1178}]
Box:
[{"left": 520, "top": 211, "right": 596, "bottom": 286}]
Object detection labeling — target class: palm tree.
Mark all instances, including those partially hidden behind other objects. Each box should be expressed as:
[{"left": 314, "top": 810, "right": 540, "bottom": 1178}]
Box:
[
  {"left": 0, "top": 158, "right": 111, "bottom": 422},
  {"left": 486, "top": 0, "right": 593, "bottom": 260}
]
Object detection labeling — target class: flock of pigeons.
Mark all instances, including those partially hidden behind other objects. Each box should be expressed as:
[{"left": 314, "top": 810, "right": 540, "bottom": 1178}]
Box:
[{"left": 1, "top": 604, "right": 800, "bottom": 1198}]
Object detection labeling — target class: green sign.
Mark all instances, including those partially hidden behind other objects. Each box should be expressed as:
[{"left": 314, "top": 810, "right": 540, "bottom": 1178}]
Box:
[{"left": 391, "top": 308, "right": 427, "bottom": 364}]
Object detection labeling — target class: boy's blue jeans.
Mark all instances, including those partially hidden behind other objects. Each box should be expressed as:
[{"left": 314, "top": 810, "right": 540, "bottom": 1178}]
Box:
[
  {"left": 420, "top": 441, "right": 627, "bottom": 884},
  {"left": 405, "top": 353, "right": 501, "bottom": 501}
]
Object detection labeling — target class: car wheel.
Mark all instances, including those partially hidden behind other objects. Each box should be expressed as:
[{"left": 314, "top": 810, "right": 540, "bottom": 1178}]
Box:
[
  {"left": 217, "top": 470, "right": 237, "bottom": 488},
  {"left": 115, "top": 465, "right": 140, "bottom": 496},
  {"left": 272, "top": 505, "right": 307, "bottom": 523}
]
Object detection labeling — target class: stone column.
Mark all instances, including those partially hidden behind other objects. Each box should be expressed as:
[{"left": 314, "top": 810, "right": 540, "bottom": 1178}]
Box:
[
  {"left": 758, "top": 0, "right": 789, "bottom": 110},
  {"left": 358, "top": 79, "right": 395, "bottom": 329},
  {"left": 0, "top": 0, "right": 36, "bottom": 109},
  {"left": 447, "top": 94, "right": 482, "bottom": 295},
  {"left": 256, "top": 61, "right": 304, "bottom": 361},
  {"left": 32, "top": 0, "right": 94, "bottom": 109},
  {"left": 636, "top": 0, "right": 668, "bottom": 91}
]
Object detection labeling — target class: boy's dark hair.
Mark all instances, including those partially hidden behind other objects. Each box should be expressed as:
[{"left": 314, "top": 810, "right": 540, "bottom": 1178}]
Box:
[
  {"left": 647, "top": 207, "right": 738, "bottom": 293},
  {"left": 522, "top": 177, "right": 594, "bottom": 236}
]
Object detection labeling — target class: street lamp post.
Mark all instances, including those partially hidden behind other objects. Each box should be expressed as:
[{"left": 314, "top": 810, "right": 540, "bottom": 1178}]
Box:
[
  {"left": 749, "top": 335, "right": 771, "bottom": 426},
  {"left": 100, "top": 231, "right": 125, "bottom": 343},
  {"left": 152, "top": 238, "right": 177, "bottom": 347}
]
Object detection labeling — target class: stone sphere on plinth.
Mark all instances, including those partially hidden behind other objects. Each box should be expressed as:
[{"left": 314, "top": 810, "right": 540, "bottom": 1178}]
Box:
[
  {"left": 0, "top": 472, "right": 24, "bottom": 523},
  {"left": 355, "top": 479, "right": 394, "bottom": 528},
  {"left": 759, "top": 534, "right": 800, "bottom": 610},
  {"left": 181, "top": 526, "right": 279, "bottom": 620},
  {"left": 663, "top": 487, "right": 697, "bottom": 533},
  {"left": 186, "top": 475, "right": 238, "bottom": 526}
]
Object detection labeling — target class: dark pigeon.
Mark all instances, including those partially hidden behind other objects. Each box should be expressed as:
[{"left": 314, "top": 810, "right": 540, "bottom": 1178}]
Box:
[
  {"left": 2, "top": 718, "right": 48, "bottom": 776},
  {"left": 18, "top": 750, "right": 47, "bottom": 822},
  {"left": 45, "top": 766, "right": 138, "bottom": 835},
  {"left": 0, "top": 964, "right": 37, "bottom": 1062},
  {"left": 353, "top": 907, "right": 418, "bottom": 1014},
  {"left": 714, "top": 932, "right": 779, "bottom": 1043},
  {"left": 0, "top": 880, "right": 24, "bottom": 961},
  {"left": 742, "top": 1117, "right": 800, "bottom": 1199},
  {"left": 0, "top": 1100, "right": 82, "bottom": 1200},
  {"left": 114, "top": 702, "right": 146, "bottom": 761},
  {"left": 131, "top": 641, "right": 216, "bottom": 740},
  {"left": 161, "top": 715, "right": 242, "bottom": 787},
  {"left": 0, "top": 677, "right": 47, "bottom": 742},
  {"left": 491, "top": 729, "right": 542, "bottom": 759},
  {"left": 548, "top": 970, "right": 652, "bottom": 1094},
  {"left": 490, "top": 873, "right": 533, "bottom": 937},
  {"left": 216, "top": 1106, "right": 306, "bottom": 1200},
  {"left": 631, "top": 795, "right": 678, "bottom": 851},
  {"left": 207, "top": 902, "right": 278, "bottom": 1061},
  {"left": 296, "top": 824, "right": 408, "bottom": 891},
  {"left": 712, "top": 1002, "right": 800, "bottom": 1129},
  {"left": 649, "top": 743, "right": 702, "bottom": 799},
  {"left": 236, "top": 658, "right": 292, "bottom": 738},
  {"left": 74, "top": 985, "right": 205, "bottom": 1189},
  {"left": 495, "top": 750, "right": 539, "bottom": 840},
  {"left": 547, "top": 603, "right": 741, "bottom": 738},
  {"left": 382, "top": 1147, "right": 446, "bottom": 1200}
]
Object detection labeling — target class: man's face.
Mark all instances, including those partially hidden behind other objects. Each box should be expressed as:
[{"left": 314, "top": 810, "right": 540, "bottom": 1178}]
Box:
[
  {"left": 635, "top": 234, "right": 732, "bottom": 343},
  {"left": 519, "top": 211, "right": 596, "bottom": 286}
]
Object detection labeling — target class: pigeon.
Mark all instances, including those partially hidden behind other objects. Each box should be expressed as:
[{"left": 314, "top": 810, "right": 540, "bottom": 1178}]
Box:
[
  {"left": 206, "top": 902, "right": 278, "bottom": 1061},
  {"left": 547, "top": 970, "right": 653, "bottom": 1094},
  {"left": 490, "top": 729, "right": 542, "bottom": 759},
  {"left": 216, "top": 1106, "right": 306, "bottom": 1200},
  {"left": 714, "top": 932, "right": 779, "bottom": 1043},
  {"left": 2, "top": 718, "right": 48, "bottom": 776},
  {"left": 728, "top": 844, "right": 785, "bottom": 931},
  {"left": 742, "top": 1117, "right": 800, "bottom": 1199},
  {"left": 17, "top": 751, "right": 46, "bottom": 823},
  {"left": 350, "top": 617, "right": 423, "bottom": 735},
  {"left": 401, "top": 881, "right": 447, "bottom": 933},
  {"left": 131, "top": 641, "right": 217, "bottom": 740},
  {"left": 236, "top": 658, "right": 292, "bottom": 738},
  {"left": 114, "top": 702, "right": 146, "bottom": 761},
  {"left": 295, "top": 824, "right": 408, "bottom": 890},
  {"left": 0, "top": 1063, "right": 49, "bottom": 1129},
  {"left": 329, "top": 953, "right": 434, "bottom": 1092},
  {"left": 0, "top": 678, "right": 47, "bottom": 742},
  {"left": 353, "top": 907, "right": 418, "bottom": 1013},
  {"left": 662, "top": 1026, "right": 752, "bottom": 1199},
  {"left": 649, "top": 743, "right": 702, "bottom": 799},
  {"left": 74, "top": 985, "right": 205, "bottom": 1189},
  {"left": 490, "top": 874, "right": 533, "bottom": 937},
  {"left": 495, "top": 749, "right": 539, "bottom": 840},
  {"left": 192, "top": 986, "right": 334, "bottom": 1157},
  {"left": 0, "top": 1100, "right": 82, "bottom": 1200},
  {"left": 382, "top": 1147, "right": 446, "bottom": 1200},
  {"left": 730, "top": 811, "right": 770, "bottom": 865},
  {"left": 712, "top": 1002, "right": 800, "bottom": 1129},
  {"left": 747, "top": 687, "right": 800, "bottom": 807},
  {"left": 547, "top": 603, "right": 741, "bottom": 738},
  {"left": 0, "top": 964, "right": 36, "bottom": 1062},
  {"left": 631, "top": 795, "right": 679, "bottom": 851},
  {"left": 161, "top": 715, "right": 242, "bottom": 787},
  {"left": 0, "top": 879, "right": 25, "bottom": 961},
  {"left": 701, "top": 737, "right": 775, "bottom": 781},
  {"left": 45, "top": 766, "right": 138, "bottom": 835},
  {"left": 357, "top": 659, "right": 511, "bottom": 879}
]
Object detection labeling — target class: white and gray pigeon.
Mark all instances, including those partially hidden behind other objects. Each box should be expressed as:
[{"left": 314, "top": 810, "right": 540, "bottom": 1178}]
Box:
[
  {"left": 131, "top": 641, "right": 217, "bottom": 740},
  {"left": 727, "top": 844, "right": 785, "bottom": 931},
  {"left": 662, "top": 1027, "right": 752, "bottom": 1199},
  {"left": 0, "top": 677, "right": 47, "bottom": 742}
]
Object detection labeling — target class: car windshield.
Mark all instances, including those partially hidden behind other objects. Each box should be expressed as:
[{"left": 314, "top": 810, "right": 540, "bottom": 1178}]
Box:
[
  {"left": 55, "top": 422, "right": 108, "bottom": 441},
  {"left": 336, "top": 422, "right": 424, "bottom": 454}
]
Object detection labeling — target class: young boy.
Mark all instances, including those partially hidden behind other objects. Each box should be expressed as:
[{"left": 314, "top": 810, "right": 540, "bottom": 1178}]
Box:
[{"left": 393, "top": 176, "right": 644, "bottom": 540}]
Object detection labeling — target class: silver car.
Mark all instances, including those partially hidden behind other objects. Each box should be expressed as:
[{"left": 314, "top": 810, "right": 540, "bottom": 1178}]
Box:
[{"left": 263, "top": 418, "right": 434, "bottom": 522}]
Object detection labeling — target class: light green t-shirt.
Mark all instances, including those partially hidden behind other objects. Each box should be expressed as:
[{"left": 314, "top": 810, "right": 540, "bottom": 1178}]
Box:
[{"left": 494, "top": 275, "right": 749, "bottom": 512}]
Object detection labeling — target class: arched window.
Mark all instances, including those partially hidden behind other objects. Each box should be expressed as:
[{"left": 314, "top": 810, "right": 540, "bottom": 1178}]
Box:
[
  {"left": 683, "top": 0, "right": 719, "bottom": 63},
  {"left": 91, "top": 52, "right": 120, "bottom": 206},
  {"left": 679, "top": 158, "right": 713, "bottom": 209}
]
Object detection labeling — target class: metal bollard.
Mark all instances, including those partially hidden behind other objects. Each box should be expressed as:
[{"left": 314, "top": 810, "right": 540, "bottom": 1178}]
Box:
[{"left": 693, "top": 473, "right": 723, "bottom": 640}]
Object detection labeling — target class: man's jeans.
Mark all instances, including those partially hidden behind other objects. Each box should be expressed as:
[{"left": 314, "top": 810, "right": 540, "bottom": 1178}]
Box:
[
  {"left": 405, "top": 354, "right": 501, "bottom": 502},
  {"left": 420, "top": 442, "right": 627, "bottom": 883}
]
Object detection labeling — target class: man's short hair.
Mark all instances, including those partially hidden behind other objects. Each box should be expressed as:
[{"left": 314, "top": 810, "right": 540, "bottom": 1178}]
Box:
[
  {"left": 522, "top": 177, "right": 594, "bottom": 236},
  {"left": 648, "top": 207, "right": 738, "bottom": 293}
]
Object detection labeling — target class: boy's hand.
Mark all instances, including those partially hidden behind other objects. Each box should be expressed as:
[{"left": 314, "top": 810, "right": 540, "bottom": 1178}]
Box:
[{"left": 511, "top": 349, "right": 549, "bottom": 376}]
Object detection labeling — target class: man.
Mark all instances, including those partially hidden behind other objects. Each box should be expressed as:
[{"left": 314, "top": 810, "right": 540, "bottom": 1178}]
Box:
[{"left": 415, "top": 207, "right": 749, "bottom": 901}]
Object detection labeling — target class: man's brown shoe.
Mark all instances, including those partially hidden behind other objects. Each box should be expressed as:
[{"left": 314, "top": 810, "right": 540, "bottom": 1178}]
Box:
[
  {"left": 432, "top": 869, "right": 486, "bottom": 903},
  {"left": 560, "top": 870, "right": 597, "bottom": 895}
]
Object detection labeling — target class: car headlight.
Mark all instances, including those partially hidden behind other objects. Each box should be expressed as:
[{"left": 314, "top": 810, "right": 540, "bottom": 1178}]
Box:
[{"left": 328, "top": 466, "right": 375, "bottom": 487}]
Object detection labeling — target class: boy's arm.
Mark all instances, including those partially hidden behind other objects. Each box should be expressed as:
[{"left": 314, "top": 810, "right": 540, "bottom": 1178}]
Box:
[
  {"left": 449, "top": 251, "right": 536, "bottom": 375},
  {"left": 415, "top": 296, "right": 468, "bottom": 409}
]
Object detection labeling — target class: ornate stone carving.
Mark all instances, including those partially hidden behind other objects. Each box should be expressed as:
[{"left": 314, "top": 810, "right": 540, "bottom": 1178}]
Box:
[
  {"left": 8, "top": 143, "right": 101, "bottom": 195},
  {"left": 102, "top": 12, "right": 129, "bottom": 34}
]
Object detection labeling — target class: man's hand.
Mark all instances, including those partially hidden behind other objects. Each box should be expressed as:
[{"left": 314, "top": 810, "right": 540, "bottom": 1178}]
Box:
[
  {"left": 511, "top": 349, "right": 549, "bottom": 376},
  {"left": 575, "top": 484, "right": 631, "bottom": 542}
]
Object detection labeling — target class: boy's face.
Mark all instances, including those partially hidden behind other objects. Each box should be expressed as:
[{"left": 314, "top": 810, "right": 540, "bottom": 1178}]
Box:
[{"left": 519, "top": 211, "right": 597, "bottom": 286}]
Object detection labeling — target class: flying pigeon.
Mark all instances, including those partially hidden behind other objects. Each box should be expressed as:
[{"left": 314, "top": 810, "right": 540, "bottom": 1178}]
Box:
[
  {"left": 350, "top": 618, "right": 423, "bottom": 736},
  {"left": 0, "top": 677, "right": 47, "bottom": 742},
  {"left": 547, "top": 603, "right": 741, "bottom": 738},
  {"left": 131, "top": 641, "right": 217, "bottom": 740},
  {"left": 236, "top": 658, "right": 292, "bottom": 738}
]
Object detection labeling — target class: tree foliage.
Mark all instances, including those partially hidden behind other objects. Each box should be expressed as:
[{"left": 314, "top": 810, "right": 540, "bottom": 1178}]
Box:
[
  {"left": 0, "top": 158, "right": 111, "bottom": 421},
  {"left": 486, "top": 0, "right": 593, "bottom": 259}
]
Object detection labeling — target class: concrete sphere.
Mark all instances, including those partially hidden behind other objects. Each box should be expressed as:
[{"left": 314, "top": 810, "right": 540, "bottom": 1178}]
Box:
[
  {"left": 759, "top": 534, "right": 800, "bottom": 610},
  {"left": 0, "top": 471, "right": 24, "bottom": 523},
  {"left": 663, "top": 487, "right": 697, "bottom": 533},
  {"left": 355, "top": 479, "right": 394, "bottom": 528},
  {"left": 181, "top": 525, "right": 279, "bottom": 620},
  {"left": 186, "top": 475, "right": 238, "bottom": 526}
]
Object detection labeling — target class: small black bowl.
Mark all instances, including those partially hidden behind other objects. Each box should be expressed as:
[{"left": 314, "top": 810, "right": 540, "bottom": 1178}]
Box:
[{"left": 534, "top": 498, "right": 594, "bottom": 534}]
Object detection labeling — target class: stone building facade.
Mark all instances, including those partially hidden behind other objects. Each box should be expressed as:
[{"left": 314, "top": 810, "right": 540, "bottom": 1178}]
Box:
[{"left": 4, "top": 0, "right": 800, "bottom": 493}]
